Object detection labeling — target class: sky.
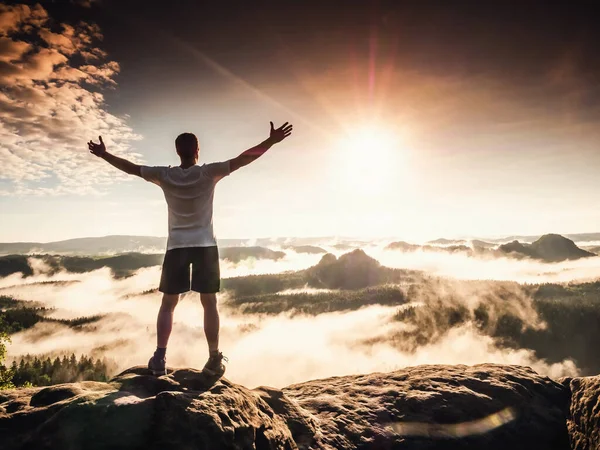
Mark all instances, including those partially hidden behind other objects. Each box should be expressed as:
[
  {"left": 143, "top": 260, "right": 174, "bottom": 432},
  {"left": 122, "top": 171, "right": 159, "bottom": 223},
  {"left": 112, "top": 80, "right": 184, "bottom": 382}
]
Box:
[{"left": 1, "top": 0, "right": 600, "bottom": 242}]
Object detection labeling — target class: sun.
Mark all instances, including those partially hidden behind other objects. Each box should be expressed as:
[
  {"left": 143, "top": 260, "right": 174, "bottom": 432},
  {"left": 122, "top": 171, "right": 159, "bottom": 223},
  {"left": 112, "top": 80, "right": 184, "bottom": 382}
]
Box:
[
  {"left": 335, "top": 123, "right": 407, "bottom": 194},
  {"left": 343, "top": 125, "right": 396, "bottom": 153}
]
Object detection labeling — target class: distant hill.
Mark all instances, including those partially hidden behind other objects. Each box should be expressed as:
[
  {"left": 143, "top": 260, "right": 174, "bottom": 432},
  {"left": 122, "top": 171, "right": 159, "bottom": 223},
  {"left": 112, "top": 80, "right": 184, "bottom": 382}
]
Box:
[
  {"left": 426, "top": 232, "right": 600, "bottom": 245},
  {"left": 498, "top": 234, "right": 596, "bottom": 262},
  {"left": 385, "top": 234, "right": 597, "bottom": 262},
  {"left": 0, "top": 247, "right": 287, "bottom": 278},
  {"left": 497, "top": 241, "right": 538, "bottom": 259},
  {"left": 287, "top": 245, "right": 327, "bottom": 254},
  {"left": 385, "top": 241, "right": 421, "bottom": 252},
  {"left": 471, "top": 239, "right": 496, "bottom": 249},
  {"left": 0, "top": 253, "right": 164, "bottom": 278},
  {"left": 219, "top": 247, "right": 285, "bottom": 263},
  {"left": 385, "top": 241, "right": 472, "bottom": 254},
  {"left": 426, "top": 238, "right": 467, "bottom": 245},
  {"left": 306, "top": 249, "right": 384, "bottom": 289},
  {"left": 583, "top": 246, "right": 600, "bottom": 255},
  {"left": 488, "top": 232, "right": 600, "bottom": 244},
  {"left": 0, "top": 236, "right": 167, "bottom": 255},
  {"left": 0, "top": 235, "right": 357, "bottom": 255},
  {"left": 0, "top": 236, "right": 294, "bottom": 255},
  {"left": 531, "top": 234, "right": 596, "bottom": 261}
]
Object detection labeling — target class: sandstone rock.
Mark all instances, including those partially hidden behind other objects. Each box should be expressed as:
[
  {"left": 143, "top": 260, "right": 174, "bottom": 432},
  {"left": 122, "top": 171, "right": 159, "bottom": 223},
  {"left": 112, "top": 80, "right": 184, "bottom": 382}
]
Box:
[
  {"left": 284, "top": 363, "right": 570, "bottom": 449},
  {"left": 562, "top": 375, "right": 600, "bottom": 450},
  {"left": 0, "top": 363, "right": 593, "bottom": 450},
  {"left": 1, "top": 366, "right": 295, "bottom": 450},
  {"left": 30, "top": 381, "right": 113, "bottom": 407},
  {"left": 255, "top": 385, "right": 320, "bottom": 449}
]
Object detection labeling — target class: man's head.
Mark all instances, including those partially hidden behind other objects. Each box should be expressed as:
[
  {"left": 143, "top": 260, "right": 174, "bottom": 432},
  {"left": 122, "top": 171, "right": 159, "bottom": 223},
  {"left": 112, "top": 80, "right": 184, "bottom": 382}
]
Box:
[{"left": 175, "top": 133, "right": 199, "bottom": 161}]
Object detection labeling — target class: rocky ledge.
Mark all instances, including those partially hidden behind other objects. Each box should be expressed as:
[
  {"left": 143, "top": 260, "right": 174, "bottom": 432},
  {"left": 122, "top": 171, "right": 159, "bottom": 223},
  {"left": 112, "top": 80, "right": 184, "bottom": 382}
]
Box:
[{"left": 0, "top": 364, "right": 597, "bottom": 449}]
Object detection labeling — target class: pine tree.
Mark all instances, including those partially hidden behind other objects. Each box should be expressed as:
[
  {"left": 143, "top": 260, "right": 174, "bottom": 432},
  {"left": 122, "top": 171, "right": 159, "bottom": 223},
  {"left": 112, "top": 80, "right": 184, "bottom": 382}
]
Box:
[{"left": 43, "top": 357, "right": 51, "bottom": 374}]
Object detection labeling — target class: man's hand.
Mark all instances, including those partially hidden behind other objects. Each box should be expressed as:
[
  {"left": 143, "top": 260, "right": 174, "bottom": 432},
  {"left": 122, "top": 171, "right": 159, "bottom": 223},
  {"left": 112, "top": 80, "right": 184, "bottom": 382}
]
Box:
[
  {"left": 269, "top": 122, "right": 293, "bottom": 143},
  {"left": 88, "top": 135, "right": 141, "bottom": 177},
  {"left": 229, "top": 121, "right": 293, "bottom": 173},
  {"left": 88, "top": 136, "right": 107, "bottom": 157}
]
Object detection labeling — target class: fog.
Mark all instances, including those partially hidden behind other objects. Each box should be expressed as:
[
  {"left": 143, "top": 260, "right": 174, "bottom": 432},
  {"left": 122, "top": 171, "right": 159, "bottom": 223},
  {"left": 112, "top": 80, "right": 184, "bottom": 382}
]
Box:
[
  {"left": 1, "top": 248, "right": 583, "bottom": 387},
  {"left": 220, "top": 250, "right": 323, "bottom": 277},
  {"left": 373, "top": 246, "right": 600, "bottom": 283},
  {"left": 221, "top": 243, "right": 600, "bottom": 284}
]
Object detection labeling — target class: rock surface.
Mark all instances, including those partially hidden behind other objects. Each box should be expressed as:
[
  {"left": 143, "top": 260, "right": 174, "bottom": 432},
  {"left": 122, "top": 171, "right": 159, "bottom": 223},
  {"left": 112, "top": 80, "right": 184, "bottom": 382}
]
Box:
[
  {"left": 0, "top": 363, "right": 596, "bottom": 449},
  {"left": 562, "top": 375, "right": 600, "bottom": 450},
  {"left": 284, "top": 364, "right": 570, "bottom": 450}
]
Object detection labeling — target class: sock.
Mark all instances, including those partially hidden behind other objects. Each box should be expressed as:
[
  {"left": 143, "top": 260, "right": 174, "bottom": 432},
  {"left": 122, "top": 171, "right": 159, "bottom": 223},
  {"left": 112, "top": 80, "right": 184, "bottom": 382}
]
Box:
[{"left": 154, "top": 347, "right": 167, "bottom": 359}]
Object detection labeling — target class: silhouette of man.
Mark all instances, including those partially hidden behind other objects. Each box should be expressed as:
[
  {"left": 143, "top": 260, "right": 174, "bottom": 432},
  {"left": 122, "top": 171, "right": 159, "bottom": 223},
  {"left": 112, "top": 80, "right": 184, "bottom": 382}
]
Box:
[{"left": 88, "top": 122, "right": 293, "bottom": 376}]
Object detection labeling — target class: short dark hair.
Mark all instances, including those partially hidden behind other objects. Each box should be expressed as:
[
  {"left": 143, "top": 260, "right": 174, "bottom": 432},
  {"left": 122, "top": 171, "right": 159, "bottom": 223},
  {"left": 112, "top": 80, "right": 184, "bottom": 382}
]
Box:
[{"left": 175, "top": 133, "right": 198, "bottom": 158}]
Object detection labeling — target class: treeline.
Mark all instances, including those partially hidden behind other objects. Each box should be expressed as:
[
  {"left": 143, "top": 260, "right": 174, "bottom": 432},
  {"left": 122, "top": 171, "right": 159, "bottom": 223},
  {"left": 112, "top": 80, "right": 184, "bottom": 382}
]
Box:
[
  {"left": 387, "top": 280, "right": 600, "bottom": 375},
  {"left": 5, "top": 354, "right": 117, "bottom": 387},
  {"left": 2, "top": 307, "right": 103, "bottom": 333},
  {"left": 0, "top": 253, "right": 164, "bottom": 278},
  {"left": 1, "top": 295, "right": 103, "bottom": 333},
  {"left": 510, "top": 282, "right": 600, "bottom": 375},
  {"left": 1, "top": 299, "right": 112, "bottom": 389},
  {"left": 228, "top": 285, "right": 408, "bottom": 316},
  {"left": 0, "top": 247, "right": 289, "bottom": 278}
]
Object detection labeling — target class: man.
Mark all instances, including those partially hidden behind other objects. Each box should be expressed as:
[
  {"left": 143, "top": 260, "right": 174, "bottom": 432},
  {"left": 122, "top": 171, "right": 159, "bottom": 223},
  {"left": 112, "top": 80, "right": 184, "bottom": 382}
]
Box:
[{"left": 88, "top": 121, "right": 293, "bottom": 376}]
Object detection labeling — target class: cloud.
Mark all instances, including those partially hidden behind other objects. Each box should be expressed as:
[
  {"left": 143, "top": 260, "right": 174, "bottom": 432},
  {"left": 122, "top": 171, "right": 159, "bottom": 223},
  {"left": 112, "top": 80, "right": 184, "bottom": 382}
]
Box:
[
  {"left": 372, "top": 245, "right": 600, "bottom": 284},
  {"left": 0, "top": 4, "right": 47, "bottom": 34},
  {"left": 0, "top": 3, "right": 140, "bottom": 196},
  {"left": 1, "top": 259, "right": 580, "bottom": 388}
]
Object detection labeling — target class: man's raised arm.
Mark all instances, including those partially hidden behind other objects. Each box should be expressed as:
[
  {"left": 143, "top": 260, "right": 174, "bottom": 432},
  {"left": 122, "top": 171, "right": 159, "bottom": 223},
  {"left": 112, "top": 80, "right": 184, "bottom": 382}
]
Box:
[
  {"left": 229, "top": 122, "right": 293, "bottom": 173},
  {"left": 88, "top": 136, "right": 141, "bottom": 177}
]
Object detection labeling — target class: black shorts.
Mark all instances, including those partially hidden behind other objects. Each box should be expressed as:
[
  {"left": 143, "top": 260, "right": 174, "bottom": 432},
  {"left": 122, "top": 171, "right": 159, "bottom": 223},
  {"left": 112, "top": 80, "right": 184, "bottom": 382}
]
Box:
[{"left": 159, "top": 246, "right": 220, "bottom": 294}]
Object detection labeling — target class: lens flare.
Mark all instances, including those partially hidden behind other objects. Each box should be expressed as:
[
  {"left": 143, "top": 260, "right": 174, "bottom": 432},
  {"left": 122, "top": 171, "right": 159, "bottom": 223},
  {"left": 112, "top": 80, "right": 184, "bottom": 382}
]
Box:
[{"left": 387, "top": 407, "right": 517, "bottom": 438}]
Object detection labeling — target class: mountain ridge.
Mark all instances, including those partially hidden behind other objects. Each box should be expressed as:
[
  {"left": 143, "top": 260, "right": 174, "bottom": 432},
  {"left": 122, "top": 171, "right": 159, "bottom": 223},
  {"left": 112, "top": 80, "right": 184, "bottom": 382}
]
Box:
[
  {"left": 385, "top": 233, "right": 597, "bottom": 262},
  {"left": 3, "top": 232, "right": 599, "bottom": 255}
]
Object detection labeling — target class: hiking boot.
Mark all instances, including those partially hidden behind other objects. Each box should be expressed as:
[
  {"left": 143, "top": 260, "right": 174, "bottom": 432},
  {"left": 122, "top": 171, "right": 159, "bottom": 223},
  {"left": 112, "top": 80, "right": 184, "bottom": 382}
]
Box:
[
  {"left": 202, "top": 352, "right": 228, "bottom": 377},
  {"left": 148, "top": 355, "right": 167, "bottom": 376}
]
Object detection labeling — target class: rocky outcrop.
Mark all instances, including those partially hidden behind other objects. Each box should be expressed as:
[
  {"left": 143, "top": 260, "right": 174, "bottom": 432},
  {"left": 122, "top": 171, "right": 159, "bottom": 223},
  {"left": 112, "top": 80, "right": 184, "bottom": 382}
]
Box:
[
  {"left": 561, "top": 376, "right": 600, "bottom": 450},
  {"left": 284, "top": 364, "right": 570, "bottom": 450},
  {"left": 0, "top": 363, "right": 597, "bottom": 449},
  {"left": 530, "top": 234, "right": 596, "bottom": 262},
  {"left": 498, "top": 234, "right": 595, "bottom": 262},
  {"left": 0, "top": 367, "right": 295, "bottom": 450},
  {"left": 307, "top": 250, "right": 384, "bottom": 289}
]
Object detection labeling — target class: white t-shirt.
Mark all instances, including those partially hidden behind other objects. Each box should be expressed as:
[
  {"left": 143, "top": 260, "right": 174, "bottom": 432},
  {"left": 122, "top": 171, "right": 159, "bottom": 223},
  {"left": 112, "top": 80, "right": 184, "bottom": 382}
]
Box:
[{"left": 140, "top": 162, "right": 231, "bottom": 250}]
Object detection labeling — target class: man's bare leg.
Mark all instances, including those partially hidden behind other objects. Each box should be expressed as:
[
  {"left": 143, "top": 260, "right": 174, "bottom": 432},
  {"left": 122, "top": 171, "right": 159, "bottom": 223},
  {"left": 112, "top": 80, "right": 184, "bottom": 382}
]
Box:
[
  {"left": 148, "top": 293, "right": 179, "bottom": 375},
  {"left": 200, "top": 293, "right": 220, "bottom": 353},
  {"left": 200, "top": 292, "right": 226, "bottom": 376},
  {"left": 156, "top": 293, "right": 180, "bottom": 351}
]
